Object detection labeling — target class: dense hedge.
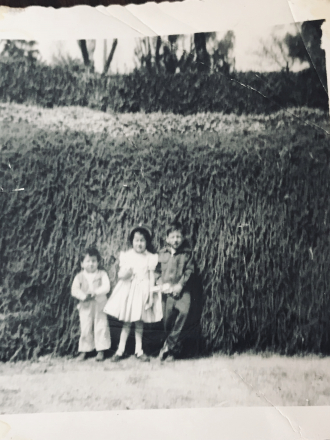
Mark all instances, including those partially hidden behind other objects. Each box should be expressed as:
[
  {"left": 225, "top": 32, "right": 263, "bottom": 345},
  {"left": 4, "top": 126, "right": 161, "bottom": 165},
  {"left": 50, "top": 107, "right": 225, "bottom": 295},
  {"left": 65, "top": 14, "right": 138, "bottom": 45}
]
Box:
[
  {"left": 0, "top": 58, "right": 328, "bottom": 114},
  {"left": 0, "top": 121, "right": 330, "bottom": 361}
]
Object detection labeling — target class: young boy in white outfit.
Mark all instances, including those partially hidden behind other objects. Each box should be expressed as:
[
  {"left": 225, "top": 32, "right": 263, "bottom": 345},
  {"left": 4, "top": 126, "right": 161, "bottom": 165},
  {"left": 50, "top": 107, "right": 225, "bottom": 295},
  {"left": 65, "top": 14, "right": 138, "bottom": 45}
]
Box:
[{"left": 71, "top": 247, "right": 111, "bottom": 361}]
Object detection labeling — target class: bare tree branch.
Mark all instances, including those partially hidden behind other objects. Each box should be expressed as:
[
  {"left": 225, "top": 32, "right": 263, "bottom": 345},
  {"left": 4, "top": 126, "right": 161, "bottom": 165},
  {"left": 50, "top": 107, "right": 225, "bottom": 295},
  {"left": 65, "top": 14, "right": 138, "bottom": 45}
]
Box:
[
  {"left": 78, "top": 40, "right": 90, "bottom": 67},
  {"left": 103, "top": 39, "right": 118, "bottom": 74},
  {"left": 155, "top": 36, "right": 162, "bottom": 71}
]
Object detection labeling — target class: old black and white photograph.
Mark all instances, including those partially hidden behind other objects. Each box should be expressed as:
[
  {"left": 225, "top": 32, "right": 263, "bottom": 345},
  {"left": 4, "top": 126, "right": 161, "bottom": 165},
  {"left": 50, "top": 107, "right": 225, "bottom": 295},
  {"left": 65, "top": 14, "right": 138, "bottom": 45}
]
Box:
[{"left": 0, "top": 19, "right": 329, "bottom": 414}]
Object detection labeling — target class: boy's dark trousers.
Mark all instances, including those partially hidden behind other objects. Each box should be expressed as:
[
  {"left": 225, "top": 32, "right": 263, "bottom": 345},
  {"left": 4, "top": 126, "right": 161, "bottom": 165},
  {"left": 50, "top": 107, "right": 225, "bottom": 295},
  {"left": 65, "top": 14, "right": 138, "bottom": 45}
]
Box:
[{"left": 162, "top": 291, "right": 191, "bottom": 356}]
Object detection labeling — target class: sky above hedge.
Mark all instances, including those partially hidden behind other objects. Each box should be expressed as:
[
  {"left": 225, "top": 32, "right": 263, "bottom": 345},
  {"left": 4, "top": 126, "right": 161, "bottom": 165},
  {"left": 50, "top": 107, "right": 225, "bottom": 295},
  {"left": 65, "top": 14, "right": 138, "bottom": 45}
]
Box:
[{"left": 36, "top": 23, "right": 309, "bottom": 74}]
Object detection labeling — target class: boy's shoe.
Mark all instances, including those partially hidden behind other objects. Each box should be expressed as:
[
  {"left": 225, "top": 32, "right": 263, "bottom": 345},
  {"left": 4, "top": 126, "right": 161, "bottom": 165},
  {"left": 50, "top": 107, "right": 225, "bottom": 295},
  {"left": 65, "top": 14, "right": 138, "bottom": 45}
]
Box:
[
  {"left": 136, "top": 353, "right": 150, "bottom": 362},
  {"left": 165, "top": 354, "right": 175, "bottom": 363},
  {"left": 77, "top": 352, "right": 87, "bottom": 362},
  {"left": 158, "top": 344, "right": 169, "bottom": 361},
  {"left": 111, "top": 353, "right": 124, "bottom": 363},
  {"left": 95, "top": 351, "right": 105, "bottom": 362}
]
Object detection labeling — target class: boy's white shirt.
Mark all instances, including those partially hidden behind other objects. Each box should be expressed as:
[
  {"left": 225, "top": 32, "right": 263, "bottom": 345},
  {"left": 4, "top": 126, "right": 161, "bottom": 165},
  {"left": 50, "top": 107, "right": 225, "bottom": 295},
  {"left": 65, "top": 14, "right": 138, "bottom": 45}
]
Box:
[
  {"left": 83, "top": 271, "right": 97, "bottom": 293},
  {"left": 71, "top": 270, "right": 110, "bottom": 301}
]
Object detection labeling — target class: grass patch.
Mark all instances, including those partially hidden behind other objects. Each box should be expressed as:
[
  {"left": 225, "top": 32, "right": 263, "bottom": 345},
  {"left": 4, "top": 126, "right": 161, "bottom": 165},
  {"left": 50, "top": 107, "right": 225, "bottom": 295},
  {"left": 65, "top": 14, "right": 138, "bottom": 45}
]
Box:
[{"left": 0, "top": 354, "right": 329, "bottom": 412}]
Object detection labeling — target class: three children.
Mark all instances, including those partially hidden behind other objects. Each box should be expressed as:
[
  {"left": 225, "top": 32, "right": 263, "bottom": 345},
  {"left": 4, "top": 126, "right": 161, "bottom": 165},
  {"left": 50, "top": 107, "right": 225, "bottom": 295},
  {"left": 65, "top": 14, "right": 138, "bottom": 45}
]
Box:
[{"left": 72, "top": 221, "right": 197, "bottom": 362}]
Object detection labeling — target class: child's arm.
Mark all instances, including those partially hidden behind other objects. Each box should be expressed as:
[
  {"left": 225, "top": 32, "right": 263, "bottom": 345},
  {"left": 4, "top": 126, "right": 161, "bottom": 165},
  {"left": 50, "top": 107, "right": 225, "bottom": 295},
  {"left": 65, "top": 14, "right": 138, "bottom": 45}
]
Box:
[
  {"left": 151, "top": 256, "right": 173, "bottom": 294},
  {"left": 71, "top": 275, "right": 88, "bottom": 301},
  {"left": 117, "top": 251, "right": 133, "bottom": 280},
  {"left": 145, "top": 270, "right": 155, "bottom": 310},
  {"left": 149, "top": 270, "right": 155, "bottom": 290},
  {"left": 154, "top": 260, "right": 162, "bottom": 285},
  {"left": 118, "top": 267, "right": 133, "bottom": 280},
  {"left": 93, "top": 271, "right": 111, "bottom": 296}
]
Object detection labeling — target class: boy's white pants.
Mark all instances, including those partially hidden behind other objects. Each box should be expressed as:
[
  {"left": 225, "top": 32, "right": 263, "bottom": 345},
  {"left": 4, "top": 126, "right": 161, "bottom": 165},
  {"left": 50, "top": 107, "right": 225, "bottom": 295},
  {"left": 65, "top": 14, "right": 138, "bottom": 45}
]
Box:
[{"left": 78, "top": 297, "right": 111, "bottom": 352}]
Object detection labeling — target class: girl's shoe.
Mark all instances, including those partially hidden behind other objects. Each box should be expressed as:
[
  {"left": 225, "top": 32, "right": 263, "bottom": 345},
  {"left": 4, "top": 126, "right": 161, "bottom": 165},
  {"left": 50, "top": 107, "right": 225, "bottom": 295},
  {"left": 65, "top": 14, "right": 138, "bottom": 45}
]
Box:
[
  {"left": 95, "top": 351, "right": 105, "bottom": 362},
  {"left": 111, "top": 354, "right": 124, "bottom": 363},
  {"left": 164, "top": 354, "right": 175, "bottom": 362},
  {"left": 136, "top": 353, "right": 150, "bottom": 362},
  {"left": 77, "top": 352, "right": 87, "bottom": 362}
]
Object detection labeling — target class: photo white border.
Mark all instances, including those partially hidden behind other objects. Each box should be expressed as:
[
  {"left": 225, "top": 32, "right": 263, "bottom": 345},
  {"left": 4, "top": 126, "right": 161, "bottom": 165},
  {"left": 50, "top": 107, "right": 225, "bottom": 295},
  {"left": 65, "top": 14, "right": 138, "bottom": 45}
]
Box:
[{"left": 0, "top": 1, "right": 329, "bottom": 439}]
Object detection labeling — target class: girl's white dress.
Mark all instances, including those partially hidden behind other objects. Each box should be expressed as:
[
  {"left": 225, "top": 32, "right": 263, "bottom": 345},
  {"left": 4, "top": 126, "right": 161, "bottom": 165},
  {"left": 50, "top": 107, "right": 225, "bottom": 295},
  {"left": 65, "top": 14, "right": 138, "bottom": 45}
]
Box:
[{"left": 104, "top": 249, "right": 162, "bottom": 323}]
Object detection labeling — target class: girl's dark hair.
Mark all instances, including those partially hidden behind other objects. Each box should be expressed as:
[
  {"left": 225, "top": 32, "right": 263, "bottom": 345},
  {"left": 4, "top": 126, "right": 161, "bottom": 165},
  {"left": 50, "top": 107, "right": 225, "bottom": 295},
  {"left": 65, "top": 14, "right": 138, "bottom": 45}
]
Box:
[
  {"left": 166, "top": 221, "right": 185, "bottom": 237},
  {"left": 80, "top": 247, "right": 102, "bottom": 263},
  {"left": 129, "top": 228, "right": 155, "bottom": 253}
]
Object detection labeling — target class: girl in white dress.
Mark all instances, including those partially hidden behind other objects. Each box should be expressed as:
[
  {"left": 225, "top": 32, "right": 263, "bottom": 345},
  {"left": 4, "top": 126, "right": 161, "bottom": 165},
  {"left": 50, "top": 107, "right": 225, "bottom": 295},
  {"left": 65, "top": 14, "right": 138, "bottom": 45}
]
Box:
[{"left": 104, "top": 224, "right": 162, "bottom": 362}]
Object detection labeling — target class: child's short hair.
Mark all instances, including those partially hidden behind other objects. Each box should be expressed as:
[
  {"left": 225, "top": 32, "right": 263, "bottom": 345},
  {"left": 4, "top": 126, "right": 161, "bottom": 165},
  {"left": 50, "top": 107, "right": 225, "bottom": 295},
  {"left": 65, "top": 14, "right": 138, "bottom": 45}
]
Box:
[
  {"left": 166, "top": 221, "right": 185, "bottom": 237},
  {"left": 80, "top": 247, "right": 101, "bottom": 263}
]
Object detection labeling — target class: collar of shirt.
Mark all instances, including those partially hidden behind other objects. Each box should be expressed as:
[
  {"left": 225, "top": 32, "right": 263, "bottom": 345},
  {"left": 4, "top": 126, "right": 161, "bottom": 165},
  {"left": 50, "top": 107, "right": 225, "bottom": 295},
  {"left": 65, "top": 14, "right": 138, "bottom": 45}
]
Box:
[
  {"left": 131, "top": 249, "right": 148, "bottom": 256},
  {"left": 164, "top": 241, "right": 191, "bottom": 256},
  {"left": 83, "top": 270, "right": 98, "bottom": 277}
]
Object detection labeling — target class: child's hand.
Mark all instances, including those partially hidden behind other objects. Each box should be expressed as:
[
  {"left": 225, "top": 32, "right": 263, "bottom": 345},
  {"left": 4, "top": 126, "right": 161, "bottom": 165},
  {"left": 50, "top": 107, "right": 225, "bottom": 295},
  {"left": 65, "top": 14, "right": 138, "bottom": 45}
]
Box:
[
  {"left": 172, "top": 283, "right": 183, "bottom": 298},
  {"left": 87, "top": 289, "right": 96, "bottom": 297},
  {"left": 145, "top": 288, "right": 155, "bottom": 310},
  {"left": 162, "top": 283, "right": 173, "bottom": 294},
  {"left": 145, "top": 296, "right": 153, "bottom": 310},
  {"left": 119, "top": 267, "right": 133, "bottom": 280}
]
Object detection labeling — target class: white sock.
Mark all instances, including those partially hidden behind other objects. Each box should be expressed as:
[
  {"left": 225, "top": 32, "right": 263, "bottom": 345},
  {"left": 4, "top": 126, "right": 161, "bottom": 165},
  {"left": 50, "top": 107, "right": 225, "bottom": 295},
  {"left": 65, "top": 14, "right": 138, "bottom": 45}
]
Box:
[
  {"left": 135, "top": 321, "right": 143, "bottom": 357},
  {"left": 117, "top": 323, "right": 131, "bottom": 355}
]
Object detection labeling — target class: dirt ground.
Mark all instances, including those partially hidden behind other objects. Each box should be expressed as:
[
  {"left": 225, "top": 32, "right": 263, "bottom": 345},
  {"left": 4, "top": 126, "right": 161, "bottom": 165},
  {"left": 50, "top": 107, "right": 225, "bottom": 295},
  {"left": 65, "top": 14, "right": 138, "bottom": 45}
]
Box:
[{"left": 0, "top": 353, "right": 330, "bottom": 414}]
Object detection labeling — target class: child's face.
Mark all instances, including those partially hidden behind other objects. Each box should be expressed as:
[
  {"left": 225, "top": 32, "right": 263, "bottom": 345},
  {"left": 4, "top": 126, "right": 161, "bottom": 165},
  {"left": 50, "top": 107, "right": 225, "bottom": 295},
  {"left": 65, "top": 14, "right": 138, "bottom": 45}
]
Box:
[
  {"left": 133, "top": 232, "right": 147, "bottom": 253},
  {"left": 81, "top": 254, "right": 98, "bottom": 273},
  {"left": 166, "top": 230, "right": 184, "bottom": 250}
]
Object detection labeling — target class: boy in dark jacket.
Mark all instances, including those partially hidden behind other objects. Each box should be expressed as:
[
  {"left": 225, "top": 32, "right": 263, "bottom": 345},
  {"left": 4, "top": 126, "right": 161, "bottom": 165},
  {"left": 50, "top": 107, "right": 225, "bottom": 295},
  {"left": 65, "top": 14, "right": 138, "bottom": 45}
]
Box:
[{"left": 156, "top": 221, "right": 195, "bottom": 362}]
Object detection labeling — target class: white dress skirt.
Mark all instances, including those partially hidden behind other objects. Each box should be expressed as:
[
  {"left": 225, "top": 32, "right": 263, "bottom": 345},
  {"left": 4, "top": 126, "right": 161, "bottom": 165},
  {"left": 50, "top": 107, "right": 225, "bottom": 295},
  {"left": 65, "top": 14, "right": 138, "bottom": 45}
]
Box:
[{"left": 104, "top": 249, "right": 162, "bottom": 323}]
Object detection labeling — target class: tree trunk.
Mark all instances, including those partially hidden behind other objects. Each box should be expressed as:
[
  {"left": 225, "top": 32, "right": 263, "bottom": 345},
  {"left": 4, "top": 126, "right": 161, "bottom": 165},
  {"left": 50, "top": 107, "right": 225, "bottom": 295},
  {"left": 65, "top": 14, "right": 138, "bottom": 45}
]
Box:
[
  {"left": 155, "top": 36, "right": 162, "bottom": 71},
  {"left": 194, "top": 33, "right": 210, "bottom": 72},
  {"left": 103, "top": 40, "right": 107, "bottom": 69},
  {"left": 103, "top": 39, "right": 118, "bottom": 74},
  {"left": 78, "top": 40, "right": 90, "bottom": 67}
]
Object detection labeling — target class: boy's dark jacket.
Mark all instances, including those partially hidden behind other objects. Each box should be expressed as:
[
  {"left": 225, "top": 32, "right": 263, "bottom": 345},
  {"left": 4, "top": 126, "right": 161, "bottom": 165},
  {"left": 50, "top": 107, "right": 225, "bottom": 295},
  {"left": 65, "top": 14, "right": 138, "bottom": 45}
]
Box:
[{"left": 155, "top": 240, "right": 195, "bottom": 289}]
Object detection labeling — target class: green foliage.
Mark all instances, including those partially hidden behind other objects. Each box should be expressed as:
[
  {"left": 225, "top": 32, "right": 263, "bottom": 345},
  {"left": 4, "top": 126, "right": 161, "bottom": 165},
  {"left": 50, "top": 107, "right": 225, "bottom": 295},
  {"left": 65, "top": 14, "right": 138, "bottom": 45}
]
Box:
[
  {"left": 0, "top": 40, "right": 39, "bottom": 62},
  {"left": 0, "top": 117, "right": 330, "bottom": 360},
  {"left": 1, "top": 103, "right": 327, "bottom": 140},
  {"left": 287, "top": 20, "right": 327, "bottom": 91},
  {"left": 134, "top": 32, "right": 235, "bottom": 75},
  {"left": 0, "top": 57, "right": 327, "bottom": 113}
]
